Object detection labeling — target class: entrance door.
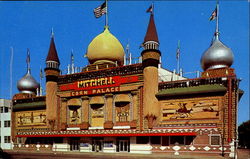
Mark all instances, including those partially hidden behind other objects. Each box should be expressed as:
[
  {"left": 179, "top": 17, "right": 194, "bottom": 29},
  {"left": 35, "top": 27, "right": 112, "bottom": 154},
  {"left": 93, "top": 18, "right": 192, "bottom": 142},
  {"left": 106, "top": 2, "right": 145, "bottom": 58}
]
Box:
[
  {"left": 70, "top": 138, "right": 80, "bottom": 151},
  {"left": 92, "top": 139, "right": 103, "bottom": 152},
  {"left": 116, "top": 139, "right": 130, "bottom": 152}
]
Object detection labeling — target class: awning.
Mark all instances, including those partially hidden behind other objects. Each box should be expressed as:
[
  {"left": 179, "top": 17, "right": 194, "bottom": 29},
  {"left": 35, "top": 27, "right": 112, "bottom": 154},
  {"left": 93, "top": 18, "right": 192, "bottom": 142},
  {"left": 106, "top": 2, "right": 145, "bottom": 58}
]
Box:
[
  {"left": 89, "top": 96, "right": 104, "bottom": 105},
  {"left": 16, "top": 132, "right": 196, "bottom": 138},
  {"left": 13, "top": 101, "right": 46, "bottom": 111},
  {"left": 67, "top": 98, "right": 81, "bottom": 106},
  {"left": 156, "top": 84, "right": 227, "bottom": 97},
  {"left": 114, "top": 94, "right": 130, "bottom": 103}
]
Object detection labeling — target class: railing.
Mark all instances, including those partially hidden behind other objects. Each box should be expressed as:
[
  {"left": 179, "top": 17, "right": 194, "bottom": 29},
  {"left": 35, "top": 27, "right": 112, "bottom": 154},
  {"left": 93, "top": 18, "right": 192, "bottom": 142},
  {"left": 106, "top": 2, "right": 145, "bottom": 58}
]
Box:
[
  {"left": 159, "top": 77, "right": 228, "bottom": 90},
  {"left": 58, "top": 63, "right": 143, "bottom": 84}
]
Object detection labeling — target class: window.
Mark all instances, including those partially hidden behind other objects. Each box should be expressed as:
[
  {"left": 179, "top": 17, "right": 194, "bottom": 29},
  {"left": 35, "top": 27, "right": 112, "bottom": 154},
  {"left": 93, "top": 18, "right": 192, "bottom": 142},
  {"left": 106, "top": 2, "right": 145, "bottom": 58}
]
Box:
[
  {"left": 4, "top": 107, "right": 9, "bottom": 113},
  {"left": 210, "top": 135, "right": 220, "bottom": 146},
  {"left": 4, "top": 136, "right": 11, "bottom": 143},
  {"left": 136, "top": 136, "right": 149, "bottom": 144},
  {"left": 0, "top": 107, "right": 3, "bottom": 113},
  {"left": 104, "top": 141, "right": 113, "bottom": 147},
  {"left": 17, "top": 137, "right": 22, "bottom": 144},
  {"left": 185, "top": 136, "right": 195, "bottom": 145},
  {"left": 4, "top": 121, "right": 11, "bottom": 127},
  {"left": 170, "top": 136, "right": 184, "bottom": 145},
  {"left": 162, "top": 136, "right": 169, "bottom": 146},
  {"left": 150, "top": 136, "right": 161, "bottom": 144}
]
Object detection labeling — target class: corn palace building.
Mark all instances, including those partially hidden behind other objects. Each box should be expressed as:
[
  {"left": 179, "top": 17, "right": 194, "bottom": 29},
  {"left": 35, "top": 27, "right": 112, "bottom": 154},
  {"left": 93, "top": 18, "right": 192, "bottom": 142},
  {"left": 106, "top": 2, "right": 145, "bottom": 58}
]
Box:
[{"left": 11, "top": 4, "right": 243, "bottom": 157}]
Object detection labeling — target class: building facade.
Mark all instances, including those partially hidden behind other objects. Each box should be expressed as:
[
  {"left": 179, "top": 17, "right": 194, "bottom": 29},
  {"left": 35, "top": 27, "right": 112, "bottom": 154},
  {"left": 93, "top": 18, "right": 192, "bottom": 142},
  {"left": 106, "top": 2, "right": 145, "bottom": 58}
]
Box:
[
  {"left": 0, "top": 99, "right": 12, "bottom": 150},
  {"left": 11, "top": 5, "right": 242, "bottom": 157}
]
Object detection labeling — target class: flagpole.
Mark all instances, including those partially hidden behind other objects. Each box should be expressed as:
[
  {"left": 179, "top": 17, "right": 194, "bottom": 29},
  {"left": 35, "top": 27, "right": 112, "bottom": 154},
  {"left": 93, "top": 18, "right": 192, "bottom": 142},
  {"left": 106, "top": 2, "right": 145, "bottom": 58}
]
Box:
[
  {"left": 105, "top": 0, "right": 108, "bottom": 27},
  {"left": 27, "top": 48, "right": 31, "bottom": 73},
  {"left": 215, "top": 0, "right": 219, "bottom": 39},
  {"left": 152, "top": 2, "right": 154, "bottom": 15},
  {"left": 39, "top": 66, "right": 43, "bottom": 96},
  {"left": 177, "top": 40, "right": 180, "bottom": 74},
  {"left": 10, "top": 47, "right": 13, "bottom": 99}
]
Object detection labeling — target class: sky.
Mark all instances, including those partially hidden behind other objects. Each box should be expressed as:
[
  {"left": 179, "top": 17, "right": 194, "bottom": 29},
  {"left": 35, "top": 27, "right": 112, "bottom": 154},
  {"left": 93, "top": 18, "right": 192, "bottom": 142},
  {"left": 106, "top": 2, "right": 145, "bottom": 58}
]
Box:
[{"left": 0, "top": 1, "right": 249, "bottom": 124}]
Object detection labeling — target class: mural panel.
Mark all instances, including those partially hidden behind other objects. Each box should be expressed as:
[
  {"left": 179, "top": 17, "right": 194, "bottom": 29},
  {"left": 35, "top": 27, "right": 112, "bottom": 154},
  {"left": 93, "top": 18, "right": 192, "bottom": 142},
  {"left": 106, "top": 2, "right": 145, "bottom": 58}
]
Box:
[
  {"left": 16, "top": 110, "right": 46, "bottom": 126},
  {"left": 68, "top": 106, "right": 82, "bottom": 124},
  {"left": 161, "top": 98, "right": 220, "bottom": 120},
  {"left": 115, "top": 103, "right": 130, "bottom": 122},
  {"left": 91, "top": 105, "right": 104, "bottom": 127}
]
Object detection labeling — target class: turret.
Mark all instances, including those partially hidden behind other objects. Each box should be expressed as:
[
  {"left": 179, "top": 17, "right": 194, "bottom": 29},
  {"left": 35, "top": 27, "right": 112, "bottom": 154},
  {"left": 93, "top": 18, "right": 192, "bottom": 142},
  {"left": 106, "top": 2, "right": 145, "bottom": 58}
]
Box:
[
  {"left": 45, "top": 32, "right": 60, "bottom": 130},
  {"left": 141, "top": 8, "right": 161, "bottom": 129}
]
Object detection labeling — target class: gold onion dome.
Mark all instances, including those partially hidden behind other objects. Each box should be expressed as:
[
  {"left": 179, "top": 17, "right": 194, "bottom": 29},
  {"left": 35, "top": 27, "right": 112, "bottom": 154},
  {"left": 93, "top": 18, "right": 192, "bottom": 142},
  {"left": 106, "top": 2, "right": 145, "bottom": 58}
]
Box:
[{"left": 86, "top": 27, "right": 125, "bottom": 65}]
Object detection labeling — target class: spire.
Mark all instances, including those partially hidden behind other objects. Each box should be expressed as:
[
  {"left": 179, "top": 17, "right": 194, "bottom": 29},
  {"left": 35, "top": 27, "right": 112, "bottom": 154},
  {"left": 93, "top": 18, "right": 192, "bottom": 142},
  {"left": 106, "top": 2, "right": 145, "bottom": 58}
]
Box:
[
  {"left": 143, "top": 7, "right": 159, "bottom": 50},
  {"left": 26, "top": 48, "right": 31, "bottom": 73},
  {"left": 46, "top": 34, "right": 60, "bottom": 64},
  {"left": 51, "top": 27, "right": 54, "bottom": 38},
  {"left": 143, "top": 14, "right": 159, "bottom": 44}
]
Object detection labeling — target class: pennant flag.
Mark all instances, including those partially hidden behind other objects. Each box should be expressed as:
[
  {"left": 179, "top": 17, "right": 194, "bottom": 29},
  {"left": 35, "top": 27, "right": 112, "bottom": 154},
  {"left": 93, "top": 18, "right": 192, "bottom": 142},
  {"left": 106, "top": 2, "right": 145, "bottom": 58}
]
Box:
[
  {"left": 146, "top": 4, "right": 153, "bottom": 13},
  {"left": 176, "top": 40, "right": 180, "bottom": 60},
  {"left": 71, "top": 51, "right": 74, "bottom": 63},
  {"left": 26, "top": 49, "right": 30, "bottom": 64},
  {"left": 209, "top": 5, "right": 217, "bottom": 21},
  {"left": 94, "top": 2, "right": 107, "bottom": 18}
]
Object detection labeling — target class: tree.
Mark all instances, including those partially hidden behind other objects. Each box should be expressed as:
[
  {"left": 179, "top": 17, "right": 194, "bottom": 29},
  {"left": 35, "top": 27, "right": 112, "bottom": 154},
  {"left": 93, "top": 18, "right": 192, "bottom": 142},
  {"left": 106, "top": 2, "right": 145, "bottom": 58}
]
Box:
[{"left": 238, "top": 120, "right": 250, "bottom": 148}]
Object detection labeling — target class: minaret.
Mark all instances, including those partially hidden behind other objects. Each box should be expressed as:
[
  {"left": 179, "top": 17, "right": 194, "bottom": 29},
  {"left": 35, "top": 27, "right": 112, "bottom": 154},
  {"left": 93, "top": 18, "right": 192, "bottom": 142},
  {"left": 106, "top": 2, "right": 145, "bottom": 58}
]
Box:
[
  {"left": 141, "top": 10, "right": 161, "bottom": 129},
  {"left": 45, "top": 31, "right": 60, "bottom": 130}
]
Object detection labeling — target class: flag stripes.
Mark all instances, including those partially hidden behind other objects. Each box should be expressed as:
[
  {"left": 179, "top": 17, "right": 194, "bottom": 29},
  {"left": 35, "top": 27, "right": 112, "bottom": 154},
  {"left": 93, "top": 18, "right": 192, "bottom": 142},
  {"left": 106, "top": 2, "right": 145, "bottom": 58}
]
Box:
[
  {"left": 209, "top": 5, "right": 217, "bottom": 21},
  {"left": 94, "top": 2, "right": 107, "bottom": 18},
  {"left": 146, "top": 4, "right": 153, "bottom": 13}
]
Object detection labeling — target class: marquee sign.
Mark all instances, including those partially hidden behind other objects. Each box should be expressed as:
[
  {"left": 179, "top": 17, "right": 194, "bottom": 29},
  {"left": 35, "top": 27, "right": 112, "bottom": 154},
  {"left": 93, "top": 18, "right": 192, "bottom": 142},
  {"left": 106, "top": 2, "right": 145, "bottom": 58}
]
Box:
[{"left": 60, "top": 75, "right": 139, "bottom": 96}]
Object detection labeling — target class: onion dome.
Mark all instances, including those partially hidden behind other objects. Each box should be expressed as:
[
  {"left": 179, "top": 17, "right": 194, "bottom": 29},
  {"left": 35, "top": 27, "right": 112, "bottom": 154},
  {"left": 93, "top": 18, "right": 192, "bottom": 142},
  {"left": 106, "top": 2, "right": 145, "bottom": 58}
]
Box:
[
  {"left": 17, "top": 49, "right": 39, "bottom": 94},
  {"left": 86, "top": 27, "right": 125, "bottom": 65},
  {"left": 201, "top": 2, "right": 234, "bottom": 71},
  {"left": 201, "top": 35, "right": 234, "bottom": 71},
  {"left": 17, "top": 69, "right": 40, "bottom": 94}
]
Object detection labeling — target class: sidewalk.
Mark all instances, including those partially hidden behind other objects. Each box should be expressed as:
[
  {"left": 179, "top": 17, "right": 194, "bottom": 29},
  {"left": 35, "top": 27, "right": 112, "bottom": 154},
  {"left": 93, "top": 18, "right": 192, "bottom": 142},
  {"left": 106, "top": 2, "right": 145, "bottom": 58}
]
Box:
[{"left": 4, "top": 150, "right": 231, "bottom": 159}]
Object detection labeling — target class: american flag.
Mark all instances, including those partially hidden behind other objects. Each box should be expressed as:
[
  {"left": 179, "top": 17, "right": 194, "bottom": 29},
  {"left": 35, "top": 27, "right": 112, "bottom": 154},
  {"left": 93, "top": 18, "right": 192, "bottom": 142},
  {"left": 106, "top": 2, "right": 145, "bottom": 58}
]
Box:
[
  {"left": 146, "top": 4, "right": 153, "bottom": 13},
  {"left": 94, "top": 2, "right": 107, "bottom": 18},
  {"left": 209, "top": 5, "right": 217, "bottom": 21}
]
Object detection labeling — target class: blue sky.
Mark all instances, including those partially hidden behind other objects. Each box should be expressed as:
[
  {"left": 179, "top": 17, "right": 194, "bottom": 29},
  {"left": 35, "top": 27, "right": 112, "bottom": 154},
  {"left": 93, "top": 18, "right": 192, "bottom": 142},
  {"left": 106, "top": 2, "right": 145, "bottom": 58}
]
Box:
[{"left": 0, "top": 1, "right": 249, "bottom": 124}]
